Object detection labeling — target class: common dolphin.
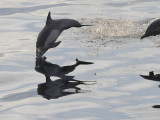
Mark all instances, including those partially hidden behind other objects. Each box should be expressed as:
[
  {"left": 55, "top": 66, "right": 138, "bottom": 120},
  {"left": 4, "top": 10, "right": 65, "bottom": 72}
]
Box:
[{"left": 36, "top": 12, "right": 91, "bottom": 58}]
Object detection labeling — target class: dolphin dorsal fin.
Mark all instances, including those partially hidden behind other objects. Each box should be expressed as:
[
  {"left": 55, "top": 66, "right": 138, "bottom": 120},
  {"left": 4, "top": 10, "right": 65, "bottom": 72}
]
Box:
[{"left": 46, "top": 11, "right": 52, "bottom": 26}]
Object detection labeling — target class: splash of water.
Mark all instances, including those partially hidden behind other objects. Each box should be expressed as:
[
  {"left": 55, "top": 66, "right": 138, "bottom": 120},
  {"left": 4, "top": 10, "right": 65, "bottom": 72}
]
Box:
[
  {"left": 68, "top": 18, "right": 157, "bottom": 57},
  {"left": 81, "top": 18, "right": 155, "bottom": 39},
  {"left": 75, "top": 18, "right": 157, "bottom": 50}
]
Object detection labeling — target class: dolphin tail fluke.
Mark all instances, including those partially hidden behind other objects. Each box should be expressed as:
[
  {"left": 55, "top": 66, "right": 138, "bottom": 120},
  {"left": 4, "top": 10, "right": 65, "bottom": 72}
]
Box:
[{"left": 76, "top": 59, "right": 94, "bottom": 65}]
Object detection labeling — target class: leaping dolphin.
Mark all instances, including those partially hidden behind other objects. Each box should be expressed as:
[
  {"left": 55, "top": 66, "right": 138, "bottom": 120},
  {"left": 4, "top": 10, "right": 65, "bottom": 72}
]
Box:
[
  {"left": 141, "top": 19, "right": 160, "bottom": 39},
  {"left": 36, "top": 11, "right": 91, "bottom": 58}
]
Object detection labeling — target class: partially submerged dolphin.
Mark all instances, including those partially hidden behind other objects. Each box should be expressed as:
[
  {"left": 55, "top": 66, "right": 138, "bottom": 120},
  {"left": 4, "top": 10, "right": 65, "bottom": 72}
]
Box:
[
  {"left": 141, "top": 19, "right": 160, "bottom": 39},
  {"left": 36, "top": 11, "right": 91, "bottom": 58}
]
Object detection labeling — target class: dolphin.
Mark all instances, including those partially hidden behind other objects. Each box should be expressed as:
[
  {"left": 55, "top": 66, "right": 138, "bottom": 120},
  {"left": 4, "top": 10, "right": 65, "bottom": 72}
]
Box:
[
  {"left": 36, "top": 11, "right": 91, "bottom": 58},
  {"left": 141, "top": 19, "right": 160, "bottom": 39}
]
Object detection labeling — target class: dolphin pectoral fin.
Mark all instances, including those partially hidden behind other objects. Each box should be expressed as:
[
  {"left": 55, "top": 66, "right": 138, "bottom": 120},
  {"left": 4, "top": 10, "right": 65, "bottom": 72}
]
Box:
[
  {"left": 49, "top": 41, "right": 61, "bottom": 48},
  {"left": 40, "top": 41, "right": 61, "bottom": 55}
]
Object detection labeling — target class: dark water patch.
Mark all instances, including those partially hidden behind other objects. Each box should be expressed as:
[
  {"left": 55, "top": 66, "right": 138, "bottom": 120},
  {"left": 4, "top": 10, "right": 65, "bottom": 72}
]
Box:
[
  {"left": 0, "top": 51, "right": 20, "bottom": 58},
  {"left": 20, "top": 2, "right": 36, "bottom": 6},
  {"left": 0, "top": 3, "right": 72, "bottom": 16},
  {"left": 0, "top": 51, "right": 20, "bottom": 54},
  {"left": 105, "top": 0, "right": 160, "bottom": 7},
  {"left": 1, "top": 89, "right": 37, "bottom": 102},
  {"left": 0, "top": 53, "right": 5, "bottom": 58},
  {"left": 0, "top": 82, "right": 37, "bottom": 93}
]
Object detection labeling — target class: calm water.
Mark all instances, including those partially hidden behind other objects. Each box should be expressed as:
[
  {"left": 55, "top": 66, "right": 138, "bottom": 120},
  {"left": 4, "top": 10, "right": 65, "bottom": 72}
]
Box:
[{"left": 1, "top": 0, "right": 160, "bottom": 120}]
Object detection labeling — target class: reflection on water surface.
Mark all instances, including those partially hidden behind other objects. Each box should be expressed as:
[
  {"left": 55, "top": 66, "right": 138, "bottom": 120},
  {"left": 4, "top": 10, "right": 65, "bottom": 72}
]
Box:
[{"left": 35, "top": 57, "right": 96, "bottom": 99}]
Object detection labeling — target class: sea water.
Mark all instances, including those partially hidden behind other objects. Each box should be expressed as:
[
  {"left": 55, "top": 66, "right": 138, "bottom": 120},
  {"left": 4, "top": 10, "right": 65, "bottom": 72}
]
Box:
[{"left": 1, "top": 0, "right": 160, "bottom": 120}]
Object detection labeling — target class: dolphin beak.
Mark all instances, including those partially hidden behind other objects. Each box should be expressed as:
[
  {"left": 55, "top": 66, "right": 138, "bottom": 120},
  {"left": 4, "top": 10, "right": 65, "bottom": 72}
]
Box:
[{"left": 81, "top": 24, "right": 93, "bottom": 27}]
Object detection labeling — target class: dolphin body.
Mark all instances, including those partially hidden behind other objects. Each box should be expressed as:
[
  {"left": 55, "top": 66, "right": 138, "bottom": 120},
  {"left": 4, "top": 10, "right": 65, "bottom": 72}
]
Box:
[
  {"left": 141, "top": 19, "right": 160, "bottom": 39},
  {"left": 36, "top": 12, "right": 91, "bottom": 58}
]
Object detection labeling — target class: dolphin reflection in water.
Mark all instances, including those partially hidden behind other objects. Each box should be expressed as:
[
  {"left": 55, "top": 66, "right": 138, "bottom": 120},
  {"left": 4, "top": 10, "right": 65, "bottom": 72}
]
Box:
[
  {"left": 141, "top": 71, "right": 160, "bottom": 109},
  {"left": 35, "top": 57, "right": 96, "bottom": 100},
  {"left": 140, "top": 71, "right": 160, "bottom": 82},
  {"left": 36, "top": 12, "right": 91, "bottom": 58}
]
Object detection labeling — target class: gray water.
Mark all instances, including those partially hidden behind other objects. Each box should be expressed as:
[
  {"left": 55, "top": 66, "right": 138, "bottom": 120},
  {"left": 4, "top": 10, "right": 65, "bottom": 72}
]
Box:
[{"left": 1, "top": 0, "right": 160, "bottom": 120}]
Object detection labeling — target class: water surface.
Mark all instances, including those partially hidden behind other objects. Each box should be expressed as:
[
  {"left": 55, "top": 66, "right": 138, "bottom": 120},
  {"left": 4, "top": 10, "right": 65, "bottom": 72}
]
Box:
[{"left": 1, "top": 0, "right": 160, "bottom": 120}]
